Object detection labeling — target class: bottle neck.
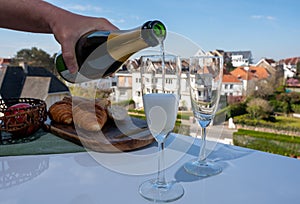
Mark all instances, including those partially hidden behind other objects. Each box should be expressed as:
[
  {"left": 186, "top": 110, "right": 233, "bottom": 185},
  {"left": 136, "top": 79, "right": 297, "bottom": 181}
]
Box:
[
  {"left": 107, "top": 29, "right": 151, "bottom": 62},
  {"left": 106, "top": 22, "right": 166, "bottom": 62},
  {"left": 141, "top": 21, "right": 166, "bottom": 46}
]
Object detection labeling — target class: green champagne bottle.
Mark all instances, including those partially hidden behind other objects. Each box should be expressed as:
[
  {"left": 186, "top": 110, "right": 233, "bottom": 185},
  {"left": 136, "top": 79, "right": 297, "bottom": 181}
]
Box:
[{"left": 55, "top": 20, "right": 166, "bottom": 83}]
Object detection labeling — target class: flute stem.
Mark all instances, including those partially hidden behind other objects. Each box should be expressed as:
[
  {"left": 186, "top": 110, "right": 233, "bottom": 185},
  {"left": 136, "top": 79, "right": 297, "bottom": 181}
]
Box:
[
  {"left": 198, "top": 127, "right": 207, "bottom": 162},
  {"left": 156, "top": 141, "right": 167, "bottom": 187}
]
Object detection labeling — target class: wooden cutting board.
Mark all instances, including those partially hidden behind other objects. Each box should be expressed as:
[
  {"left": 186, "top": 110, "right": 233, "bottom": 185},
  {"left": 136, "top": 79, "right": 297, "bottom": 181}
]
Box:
[{"left": 43, "top": 117, "right": 154, "bottom": 152}]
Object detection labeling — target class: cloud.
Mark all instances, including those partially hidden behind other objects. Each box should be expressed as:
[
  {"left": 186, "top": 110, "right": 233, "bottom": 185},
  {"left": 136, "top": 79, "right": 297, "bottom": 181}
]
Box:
[
  {"left": 251, "top": 15, "right": 263, "bottom": 19},
  {"left": 266, "top": 16, "right": 276, "bottom": 20},
  {"left": 110, "top": 18, "right": 126, "bottom": 24},
  {"left": 66, "top": 4, "right": 103, "bottom": 12},
  {"left": 251, "top": 15, "right": 276, "bottom": 21}
]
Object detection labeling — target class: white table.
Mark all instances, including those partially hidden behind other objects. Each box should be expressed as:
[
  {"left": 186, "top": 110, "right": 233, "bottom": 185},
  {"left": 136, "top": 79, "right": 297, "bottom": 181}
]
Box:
[{"left": 1, "top": 134, "right": 300, "bottom": 204}]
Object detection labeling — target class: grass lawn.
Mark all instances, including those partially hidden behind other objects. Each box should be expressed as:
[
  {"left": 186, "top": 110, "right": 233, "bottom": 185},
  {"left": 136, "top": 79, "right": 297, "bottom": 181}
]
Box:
[{"left": 275, "top": 116, "right": 300, "bottom": 129}]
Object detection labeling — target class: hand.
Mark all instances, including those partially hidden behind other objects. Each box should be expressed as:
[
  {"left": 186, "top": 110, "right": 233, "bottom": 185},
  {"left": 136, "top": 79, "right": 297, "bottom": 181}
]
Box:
[
  {"left": 0, "top": 0, "right": 118, "bottom": 73},
  {"left": 50, "top": 13, "right": 119, "bottom": 73}
]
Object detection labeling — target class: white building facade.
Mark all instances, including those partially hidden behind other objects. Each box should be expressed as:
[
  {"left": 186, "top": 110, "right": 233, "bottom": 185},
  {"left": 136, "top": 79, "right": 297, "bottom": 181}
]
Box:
[{"left": 129, "top": 71, "right": 191, "bottom": 110}]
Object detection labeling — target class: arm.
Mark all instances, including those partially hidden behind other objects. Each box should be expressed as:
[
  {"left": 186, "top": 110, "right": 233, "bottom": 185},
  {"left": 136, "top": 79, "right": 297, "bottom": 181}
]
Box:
[{"left": 0, "top": 0, "right": 118, "bottom": 73}]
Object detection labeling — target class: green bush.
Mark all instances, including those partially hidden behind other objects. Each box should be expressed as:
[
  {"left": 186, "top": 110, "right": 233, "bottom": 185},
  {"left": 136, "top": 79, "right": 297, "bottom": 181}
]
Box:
[
  {"left": 234, "top": 114, "right": 300, "bottom": 132},
  {"left": 292, "top": 104, "right": 300, "bottom": 113},
  {"left": 233, "top": 129, "right": 300, "bottom": 156},
  {"left": 113, "top": 99, "right": 135, "bottom": 106},
  {"left": 227, "top": 102, "right": 247, "bottom": 118},
  {"left": 246, "top": 98, "right": 273, "bottom": 119}
]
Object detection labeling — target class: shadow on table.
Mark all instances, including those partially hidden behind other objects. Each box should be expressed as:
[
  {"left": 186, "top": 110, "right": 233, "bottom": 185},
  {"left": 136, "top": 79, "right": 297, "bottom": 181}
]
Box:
[
  {"left": 172, "top": 138, "right": 254, "bottom": 183},
  {"left": 0, "top": 128, "right": 46, "bottom": 145},
  {"left": 166, "top": 134, "right": 254, "bottom": 162},
  {"left": 0, "top": 156, "right": 49, "bottom": 189}
]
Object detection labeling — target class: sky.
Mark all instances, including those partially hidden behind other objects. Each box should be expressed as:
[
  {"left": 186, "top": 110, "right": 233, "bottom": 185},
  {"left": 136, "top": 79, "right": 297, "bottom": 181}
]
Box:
[{"left": 0, "top": 0, "right": 299, "bottom": 63}]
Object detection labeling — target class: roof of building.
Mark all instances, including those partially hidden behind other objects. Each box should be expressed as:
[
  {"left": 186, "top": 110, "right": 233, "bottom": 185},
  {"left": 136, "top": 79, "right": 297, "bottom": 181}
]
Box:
[
  {"left": 20, "top": 76, "right": 52, "bottom": 100},
  {"left": 223, "top": 73, "right": 242, "bottom": 83},
  {"left": 265, "top": 58, "right": 276, "bottom": 64},
  {"left": 256, "top": 58, "right": 276, "bottom": 66},
  {"left": 230, "top": 66, "right": 270, "bottom": 81},
  {"left": 279, "top": 57, "right": 300, "bottom": 65},
  {"left": 0, "top": 66, "right": 69, "bottom": 99},
  {"left": 283, "top": 57, "right": 300, "bottom": 65},
  {"left": 0, "top": 58, "right": 11, "bottom": 65}
]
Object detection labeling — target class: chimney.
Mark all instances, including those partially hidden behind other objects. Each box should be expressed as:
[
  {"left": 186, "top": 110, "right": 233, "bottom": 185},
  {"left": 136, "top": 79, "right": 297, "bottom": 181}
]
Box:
[
  {"left": 19, "top": 61, "right": 28, "bottom": 74},
  {"left": 244, "top": 66, "right": 250, "bottom": 72}
]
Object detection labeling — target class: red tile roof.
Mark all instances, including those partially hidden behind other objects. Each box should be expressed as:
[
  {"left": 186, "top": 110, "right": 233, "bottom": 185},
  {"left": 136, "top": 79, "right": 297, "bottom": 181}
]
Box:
[
  {"left": 223, "top": 73, "right": 242, "bottom": 83},
  {"left": 279, "top": 57, "right": 300, "bottom": 65},
  {"left": 230, "top": 66, "right": 269, "bottom": 81},
  {"left": 0, "top": 58, "right": 11, "bottom": 65}
]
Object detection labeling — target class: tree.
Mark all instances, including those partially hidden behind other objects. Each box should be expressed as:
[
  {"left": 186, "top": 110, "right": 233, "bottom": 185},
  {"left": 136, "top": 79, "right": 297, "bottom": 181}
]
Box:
[
  {"left": 273, "top": 92, "right": 300, "bottom": 115},
  {"left": 251, "top": 80, "right": 276, "bottom": 99},
  {"left": 297, "top": 61, "right": 300, "bottom": 77},
  {"left": 11, "top": 47, "right": 55, "bottom": 73},
  {"left": 276, "top": 93, "right": 293, "bottom": 116},
  {"left": 246, "top": 98, "right": 273, "bottom": 119},
  {"left": 224, "top": 60, "right": 235, "bottom": 73}
]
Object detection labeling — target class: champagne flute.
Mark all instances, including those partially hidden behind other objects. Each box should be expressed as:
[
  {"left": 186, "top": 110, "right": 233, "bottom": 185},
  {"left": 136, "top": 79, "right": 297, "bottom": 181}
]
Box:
[
  {"left": 138, "top": 54, "right": 184, "bottom": 202},
  {"left": 184, "top": 55, "right": 223, "bottom": 177}
]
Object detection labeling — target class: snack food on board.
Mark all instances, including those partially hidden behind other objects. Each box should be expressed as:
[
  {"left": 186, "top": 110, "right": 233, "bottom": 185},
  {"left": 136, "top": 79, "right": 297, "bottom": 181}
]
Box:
[
  {"left": 73, "top": 102, "right": 107, "bottom": 131},
  {"left": 48, "top": 100, "right": 73, "bottom": 125},
  {"left": 48, "top": 96, "right": 110, "bottom": 131}
]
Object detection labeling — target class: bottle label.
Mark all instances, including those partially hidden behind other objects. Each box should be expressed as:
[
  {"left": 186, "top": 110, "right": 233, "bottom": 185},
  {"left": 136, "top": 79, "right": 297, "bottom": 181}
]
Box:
[{"left": 107, "top": 31, "right": 148, "bottom": 62}]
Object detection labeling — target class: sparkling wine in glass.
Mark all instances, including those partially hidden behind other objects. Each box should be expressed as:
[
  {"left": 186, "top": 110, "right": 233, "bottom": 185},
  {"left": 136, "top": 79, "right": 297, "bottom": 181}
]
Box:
[
  {"left": 138, "top": 54, "right": 184, "bottom": 202},
  {"left": 184, "top": 55, "right": 223, "bottom": 177}
]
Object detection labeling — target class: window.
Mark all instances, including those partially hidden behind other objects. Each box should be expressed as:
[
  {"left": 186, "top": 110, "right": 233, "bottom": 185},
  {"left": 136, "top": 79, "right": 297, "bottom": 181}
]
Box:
[
  {"left": 152, "top": 78, "right": 158, "bottom": 83},
  {"left": 198, "top": 90, "right": 202, "bottom": 97},
  {"left": 120, "top": 90, "right": 126, "bottom": 96},
  {"left": 166, "top": 78, "right": 173, "bottom": 84}
]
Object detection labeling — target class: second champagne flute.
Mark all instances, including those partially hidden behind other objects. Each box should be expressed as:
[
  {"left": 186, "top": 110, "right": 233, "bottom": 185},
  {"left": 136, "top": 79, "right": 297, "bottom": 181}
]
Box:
[
  {"left": 184, "top": 55, "right": 223, "bottom": 177},
  {"left": 138, "top": 54, "right": 184, "bottom": 202}
]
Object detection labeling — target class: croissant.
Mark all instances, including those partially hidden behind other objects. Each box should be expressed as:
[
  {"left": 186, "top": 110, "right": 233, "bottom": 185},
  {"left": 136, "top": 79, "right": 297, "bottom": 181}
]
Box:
[
  {"left": 72, "top": 102, "right": 108, "bottom": 131},
  {"left": 48, "top": 100, "right": 73, "bottom": 124},
  {"left": 63, "top": 96, "right": 111, "bottom": 109}
]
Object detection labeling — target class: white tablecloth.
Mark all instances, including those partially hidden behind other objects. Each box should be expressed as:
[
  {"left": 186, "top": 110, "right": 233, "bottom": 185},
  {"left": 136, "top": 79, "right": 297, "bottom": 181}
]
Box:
[{"left": 1, "top": 134, "right": 300, "bottom": 204}]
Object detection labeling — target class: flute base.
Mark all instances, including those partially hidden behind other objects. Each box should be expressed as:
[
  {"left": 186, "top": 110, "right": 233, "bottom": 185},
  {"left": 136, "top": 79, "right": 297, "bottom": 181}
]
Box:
[
  {"left": 139, "top": 179, "right": 184, "bottom": 203},
  {"left": 184, "top": 159, "right": 222, "bottom": 177}
]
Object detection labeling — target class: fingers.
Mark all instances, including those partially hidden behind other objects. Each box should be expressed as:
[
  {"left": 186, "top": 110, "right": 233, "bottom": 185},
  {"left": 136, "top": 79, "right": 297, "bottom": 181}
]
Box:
[
  {"left": 61, "top": 42, "right": 78, "bottom": 73},
  {"left": 56, "top": 17, "right": 118, "bottom": 74},
  {"left": 95, "top": 17, "right": 119, "bottom": 31}
]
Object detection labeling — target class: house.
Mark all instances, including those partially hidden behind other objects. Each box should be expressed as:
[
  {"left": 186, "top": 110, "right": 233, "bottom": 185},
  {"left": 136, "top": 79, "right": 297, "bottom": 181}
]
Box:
[
  {"left": 256, "top": 58, "right": 277, "bottom": 68},
  {"left": 0, "top": 64, "right": 70, "bottom": 108},
  {"left": 230, "top": 66, "right": 270, "bottom": 95},
  {"left": 112, "top": 69, "right": 133, "bottom": 103},
  {"left": 285, "top": 78, "right": 300, "bottom": 93},
  {"left": 279, "top": 57, "right": 300, "bottom": 78},
  {"left": 113, "top": 58, "right": 191, "bottom": 110},
  {"left": 230, "top": 66, "right": 270, "bottom": 81},
  {"left": 222, "top": 73, "right": 243, "bottom": 97},
  {"left": 225, "top": 51, "right": 252, "bottom": 67},
  {"left": 112, "top": 57, "right": 272, "bottom": 110},
  {"left": 0, "top": 58, "right": 11, "bottom": 68},
  {"left": 255, "top": 58, "right": 284, "bottom": 86}
]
